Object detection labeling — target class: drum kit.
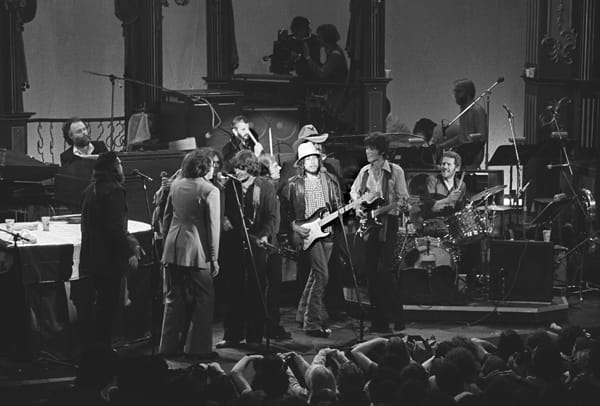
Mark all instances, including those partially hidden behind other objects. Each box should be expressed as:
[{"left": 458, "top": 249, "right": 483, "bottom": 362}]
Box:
[{"left": 396, "top": 184, "right": 508, "bottom": 293}]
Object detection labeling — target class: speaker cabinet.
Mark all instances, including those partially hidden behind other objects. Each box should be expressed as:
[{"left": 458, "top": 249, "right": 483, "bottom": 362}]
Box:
[
  {"left": 489, "top": 240, "right": 554, "bottom": 302},
  {"left": 400, "top": 267, "right": 458, "bottom": 305}
]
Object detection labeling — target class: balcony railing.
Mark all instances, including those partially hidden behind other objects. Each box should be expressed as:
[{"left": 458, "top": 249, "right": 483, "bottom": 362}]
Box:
[{"left": 28, "top": 117, "right": 127, "bottom": 164}]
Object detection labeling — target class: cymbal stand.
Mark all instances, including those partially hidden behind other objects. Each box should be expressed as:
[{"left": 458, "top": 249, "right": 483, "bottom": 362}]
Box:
[{"left": 548, "top": 106, "right": 598, "bottom": 300}]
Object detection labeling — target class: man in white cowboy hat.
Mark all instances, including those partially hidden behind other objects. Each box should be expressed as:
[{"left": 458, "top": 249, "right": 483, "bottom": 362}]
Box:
[
  {"left": 281, "top": 142, "right": 343, "bottom": 337},
  {"left": 279, "top": 124, "right": 342, "bottom": 193}
]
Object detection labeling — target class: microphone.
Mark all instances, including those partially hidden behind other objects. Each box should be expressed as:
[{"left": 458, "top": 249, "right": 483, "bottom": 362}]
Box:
[
  {"left": 205, "top": 125, "right": 228, "bottom": 139},
  {"left": 223, "top": 173, "right": 241, "bottom": 182},
  {"left": 502, "top": 104, "right": 514, "bottom": 118},
  {"left": 518, "top": 180, "right": 531, "bottom": 196},
  {"left": 546, "top": 163, "right": 570, "bottom": 170},
  {"left": 131, "top": 169, "right": 154, "bottom": 181},
  {"left": 497, "top": 76, "right": 505, "bottom": 83}
]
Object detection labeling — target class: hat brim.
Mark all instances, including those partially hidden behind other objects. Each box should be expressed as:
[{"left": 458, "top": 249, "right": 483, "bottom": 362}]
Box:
[
  {"left": 294, "top": 152, "right": 320, "bottom": 167},
  {"left": 292, "top": 133, "right": 329, "bottom": 150}
]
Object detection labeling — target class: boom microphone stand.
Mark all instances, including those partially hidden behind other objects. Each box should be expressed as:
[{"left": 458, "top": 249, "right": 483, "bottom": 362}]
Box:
[
  {"left": 227, "top": 174, "right": 272, "bottom": 350},
  {"left": 335, "top": 195, "right": 367, "bottom": 343},
  {"left": 442, "top": 77, "right": 504, "bottom": 168}
]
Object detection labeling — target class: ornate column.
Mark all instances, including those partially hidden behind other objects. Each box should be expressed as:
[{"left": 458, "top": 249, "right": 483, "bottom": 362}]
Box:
[
  {"left": 205, "top": 0, "right": 238, "bottom": 88},
  {"left": 115, "top": 0, "right": 163, "bottom": 118},
  {"left": 523, "top": 0, "right": 600, "bottom": 204},
  {"left": 0, "top": 0, "right": 36, "bottom": 154},
  {"left": 347, "top": 0, "right": 389, "bottom": 133}
]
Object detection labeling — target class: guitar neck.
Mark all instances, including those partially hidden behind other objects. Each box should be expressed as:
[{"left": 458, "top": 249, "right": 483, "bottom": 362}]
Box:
[
  {"left": 318, "top": 202, "right": 355, "bottom": 228},
  {"left": 372, "top": 198, "right": 420, "bottom": 217}
]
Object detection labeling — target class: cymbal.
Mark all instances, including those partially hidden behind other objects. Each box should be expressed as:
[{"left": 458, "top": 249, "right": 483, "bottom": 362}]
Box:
[
  {"left": 467, "top": 185, "right": 506, "bottom": 203},
  {"left": 476, "top": 204, "right": 515, "bottom": 212}
]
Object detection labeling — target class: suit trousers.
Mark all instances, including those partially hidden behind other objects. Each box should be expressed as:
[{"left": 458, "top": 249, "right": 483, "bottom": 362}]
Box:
[
  {"left": 222, "top": 243, "right": 268, "bottom": 343},
  {"left": 159, "top": 264, "right": 214, "bottom": 355},
  {"left": 365, "top": 216, "right": 404, "bottom": 329},
  {"left": 89, "top": 274, "right": 123, "bottom": 349},
  {"left": 297, "top": 240, "right": 333, "bottom": 330}
]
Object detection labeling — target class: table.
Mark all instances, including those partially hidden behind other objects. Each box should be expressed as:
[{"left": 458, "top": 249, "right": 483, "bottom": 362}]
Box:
[
  {"left": 0, "top": 220, "right": 153, "bottom": 358},
  {"left": 0, "top": 220, "right": 151, "bottom": 281}
]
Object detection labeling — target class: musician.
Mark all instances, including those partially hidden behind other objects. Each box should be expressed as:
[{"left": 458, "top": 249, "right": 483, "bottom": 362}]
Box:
[
  {"left": 421, "top": 150, "right": 467, "bottom": 220},
  {"left": 434, "top": 79, "right": 488, "bottom": 169},
  {"left": 304, "top": 24, "right": 348, "bottom": 83},
  {"left": 282, "top": 142, "right": 342, "bottom": 337},
  {"left": 258, "top": 153, "right": 292, "bottom": 340},
  {"left": 60, "top": 118, "right": 108, "bottom": 167},
  {"left": 217, "top": 150, "right": 279, "bottom": 349},
  {"left": 222, "top": 116, "right": 264, "bottom": 169},
  {"left": 80, "top": 152, "right": 139, "bottom": 349},
  {"left": 350, "top": 133, "right": 408, "bottom": 333},
  {"left": 159, "top": 148, "right": 220, "bottom": 357}
]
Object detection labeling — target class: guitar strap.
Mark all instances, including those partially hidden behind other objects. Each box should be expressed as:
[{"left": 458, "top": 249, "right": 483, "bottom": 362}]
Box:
[
  {"left": 252, "top": 182, "right": 261, "bottom": 224},
  {"left": 359, "top": 167, "right": 391, "bottom": 202}
]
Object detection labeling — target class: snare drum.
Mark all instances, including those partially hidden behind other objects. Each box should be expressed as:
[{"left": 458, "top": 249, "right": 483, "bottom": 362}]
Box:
[
  {"left": 422, "top": 217, "right": 449, "bottom": 237},
  {"left": 446, "top": 207, "right": 488, "bottom": 244}
]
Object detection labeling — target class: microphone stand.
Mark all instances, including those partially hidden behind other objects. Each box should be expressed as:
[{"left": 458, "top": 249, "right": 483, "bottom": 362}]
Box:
[
  {"left": 336, "top": 196, "right": 367, "bottom": 343},
  {"left": 83, "top": 70, "right": 222, "bottom": 147},
  {"left": 133, "top": 172, "right": 159, "bottom": 354},
  {"left": 546, "top": 103, "right": 596, "bottom": 300},
  {"left": 443, "top": 78, "right": 504, "bottom": 168},
  {"left": 0, "top": 228, "right": 33, "bottom": 359},
  {"left": 229, "top": 177, "right": 271, "bottom": 350},
  {"left": 506, "top": 110, "right": 526, "bottom": 232}
]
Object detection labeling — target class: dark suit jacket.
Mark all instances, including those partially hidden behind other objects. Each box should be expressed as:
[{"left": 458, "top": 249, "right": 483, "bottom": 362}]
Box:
[
  {"left": 80, "top": 179, "right": 134, "bottom": 278},
  {"left": 60, "top": 141, "right": 108, "bottom": 167}
]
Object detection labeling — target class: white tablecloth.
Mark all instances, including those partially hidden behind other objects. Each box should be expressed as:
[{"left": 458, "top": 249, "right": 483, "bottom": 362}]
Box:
[{"left": 0, "top": 220, "right": 151, "bottom": 280}]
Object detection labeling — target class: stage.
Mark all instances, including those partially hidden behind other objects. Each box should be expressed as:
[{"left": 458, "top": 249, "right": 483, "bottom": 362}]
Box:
[{"left": 1, "top": 291, "right": 599, "bottom": 405}]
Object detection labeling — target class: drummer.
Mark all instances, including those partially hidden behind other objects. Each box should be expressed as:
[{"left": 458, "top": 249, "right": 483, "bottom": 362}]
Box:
[{"left": 420, "top": 150, "right": 466, "bottom": 220}]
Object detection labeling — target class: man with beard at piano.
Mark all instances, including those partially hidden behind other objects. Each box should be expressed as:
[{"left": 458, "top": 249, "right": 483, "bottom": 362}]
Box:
[{"left": 60, "top": 118, "right": 108, "bottom": 167}]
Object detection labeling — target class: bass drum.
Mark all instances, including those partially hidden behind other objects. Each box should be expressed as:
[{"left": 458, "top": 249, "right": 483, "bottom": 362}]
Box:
[{"left": 399, "top": 237, "right": 456, "bottom": 272}]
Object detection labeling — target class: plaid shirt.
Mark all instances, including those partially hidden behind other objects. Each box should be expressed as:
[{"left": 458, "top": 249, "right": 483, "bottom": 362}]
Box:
[{"left": 304, "top": 175, "right": 331, "bottom": 233}]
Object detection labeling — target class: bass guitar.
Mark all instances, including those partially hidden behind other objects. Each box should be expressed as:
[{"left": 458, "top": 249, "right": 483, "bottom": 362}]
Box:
[
  {"left": 293, "top": 192, "right": 379, "bottom": 251},
  {"left": 358, "top": 195, "right": 422, "bottom": 235}
]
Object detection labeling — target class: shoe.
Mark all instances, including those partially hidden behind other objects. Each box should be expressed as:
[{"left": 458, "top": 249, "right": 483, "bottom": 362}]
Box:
[
  {"left": 215, "top": 340, "right": 241, "bottom": 349},
  {"left": 269, "top": 327, "right": 292, "bottom": 340},
  {"left": 329, "top": 311, "right": 350, "bottom": 322},
  {"left": 305, "top": 328, "right": 332, "bottom": 338}
]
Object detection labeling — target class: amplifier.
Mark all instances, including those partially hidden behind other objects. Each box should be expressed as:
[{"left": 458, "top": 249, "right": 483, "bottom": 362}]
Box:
[{"left": 488, "top": 240, "right": 554, "bottom": 302}]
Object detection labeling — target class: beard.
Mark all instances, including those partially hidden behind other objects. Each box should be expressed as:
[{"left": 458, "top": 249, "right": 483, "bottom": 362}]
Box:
[{"left": 73, "top": 136, "right": 91, "bottom": 148}]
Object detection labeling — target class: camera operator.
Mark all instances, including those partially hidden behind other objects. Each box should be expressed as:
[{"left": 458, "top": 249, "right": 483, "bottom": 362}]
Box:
[{"left": 270, "top": 16, "right": 320, "bottom": 78}]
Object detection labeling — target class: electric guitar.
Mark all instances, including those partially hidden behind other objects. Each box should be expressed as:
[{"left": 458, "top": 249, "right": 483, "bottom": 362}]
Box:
[
  {"left": 358, "top": 195, "right": 422, "bottom": 235},
  {"left": 293, "top": 192, "right": 380, "bottom": 251}
]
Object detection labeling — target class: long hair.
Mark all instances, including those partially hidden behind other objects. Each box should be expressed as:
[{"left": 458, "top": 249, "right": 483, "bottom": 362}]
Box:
[
  {"left": 296, "top": 155, "right": 322, "bottom": 177},
  {"left": 62, "top": 117, "right": 87, "bottom": 146},
  {"left": 364, "top": 132, "right": 389, "bottom": 158},
  {"left": 231, "top": 149, "right": 260, "bottom": 176},
  {"left": 93, "top": 151, "right": 123, "bottom": 183},
  {"left": 181, "top": 148, "right": 213, "bottom": 179}
]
